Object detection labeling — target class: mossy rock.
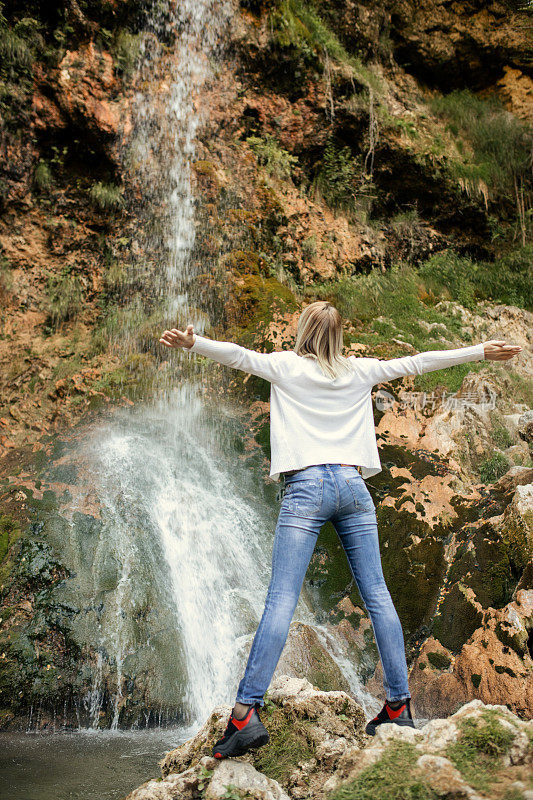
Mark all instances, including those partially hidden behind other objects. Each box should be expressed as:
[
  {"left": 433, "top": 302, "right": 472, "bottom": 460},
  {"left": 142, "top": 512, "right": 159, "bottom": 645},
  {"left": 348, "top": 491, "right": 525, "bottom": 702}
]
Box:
[
  {"left": 500, "top": 505, "right": 533, "bottom": 573},
  {"left": 375, "top": 505, "right": 446, "bottom": 639},
  {"left": 426, "top": 650, "right": 451, "bottom": 670},
  {"left": 432, "top": 582, "right": 483, "bottom": 653},
  {"left": 447, "top": 524, "right": 517, "bottom": 609}
]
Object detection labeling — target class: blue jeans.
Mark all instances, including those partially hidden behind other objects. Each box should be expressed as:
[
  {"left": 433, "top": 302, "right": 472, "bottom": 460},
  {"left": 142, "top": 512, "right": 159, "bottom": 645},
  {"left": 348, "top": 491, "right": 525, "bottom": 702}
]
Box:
[{"left": 235, "top": 463, "right": 411, "bottom": 706}]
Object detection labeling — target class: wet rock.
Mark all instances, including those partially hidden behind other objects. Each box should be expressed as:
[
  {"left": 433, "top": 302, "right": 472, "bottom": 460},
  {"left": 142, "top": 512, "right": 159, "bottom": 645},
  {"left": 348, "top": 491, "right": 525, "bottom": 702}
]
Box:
[
  {"left": 54, "top": 42, "right": 131, "bottom": 157},
  {"left": 275, "top": 621, "right": 353, "bottom": 694}
]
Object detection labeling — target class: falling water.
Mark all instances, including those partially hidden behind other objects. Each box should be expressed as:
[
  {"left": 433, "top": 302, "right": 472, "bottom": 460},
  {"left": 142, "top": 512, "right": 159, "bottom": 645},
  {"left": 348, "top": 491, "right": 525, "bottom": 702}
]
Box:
[{"left": 39, "top": 0, "right": 381, "bottom": 732}]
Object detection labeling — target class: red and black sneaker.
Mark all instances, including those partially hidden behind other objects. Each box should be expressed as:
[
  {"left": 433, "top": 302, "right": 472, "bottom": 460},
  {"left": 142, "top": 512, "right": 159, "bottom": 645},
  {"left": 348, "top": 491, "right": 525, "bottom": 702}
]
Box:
[
  {"left": 365, "top": 697, "right": 415, "bottom": 736},
  {"left": 212, "top": 703, "right": 270, "bottom": 759}
]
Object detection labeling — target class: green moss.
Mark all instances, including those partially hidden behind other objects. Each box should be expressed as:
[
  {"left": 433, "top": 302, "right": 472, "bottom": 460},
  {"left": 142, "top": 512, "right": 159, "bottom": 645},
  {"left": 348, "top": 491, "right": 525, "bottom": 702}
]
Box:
[
  {"left": 375, "top": 506, "right": 446, "bottom": 638},
  {"left": 432, "top": 583, "right": 483, "bottom": 653},
  {"left": 426, "top": 651, "right": 451, "bottom": 670},
  {"left": 251, "top": 705, "right": 316, "bottom": 785},
  {"left": 445, "top": 709, "right": 516, "bottom": 793},
  {"left": 113, "top": 30, "right": 142, "bottom": 82},
  {"left": 0, "top": 515, "right": 22, "bottom": 586},
  {"left": 327, "top": 739, "right": 438, "bottom": 800},
  {"left": 448, "top": 526, "right": 516, "bottom": 610}
]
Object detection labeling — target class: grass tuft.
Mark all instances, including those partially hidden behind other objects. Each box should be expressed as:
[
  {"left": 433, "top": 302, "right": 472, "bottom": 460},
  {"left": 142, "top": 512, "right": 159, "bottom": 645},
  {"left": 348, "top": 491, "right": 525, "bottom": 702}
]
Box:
[
  {"left": 45, "top": 270, "right": 84, "bottom": 329},
  {"left": 445, "top": 709, "right": 516, "bottom": 793},
  {"left": 327, "top": 739, "right": 438, "bottom": 800},
  {"left": 88, "top": 181, "right": 124, "bottom": 212}
]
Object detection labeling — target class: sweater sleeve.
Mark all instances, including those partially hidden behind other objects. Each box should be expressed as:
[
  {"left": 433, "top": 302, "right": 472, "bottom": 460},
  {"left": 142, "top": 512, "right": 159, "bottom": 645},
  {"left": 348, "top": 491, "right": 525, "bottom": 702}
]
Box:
[
  {"left": 185, "top": 334, "right": 287, "bottom": 383},
  {"left": 362, "top": 343, "right": 485, "bottom": 386}
]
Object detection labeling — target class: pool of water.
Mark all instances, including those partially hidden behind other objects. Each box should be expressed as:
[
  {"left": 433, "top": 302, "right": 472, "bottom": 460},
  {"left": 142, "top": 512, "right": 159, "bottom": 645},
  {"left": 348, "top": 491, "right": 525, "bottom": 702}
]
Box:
[{"left": 0, "top": 727, "right": 189, "bottom": 800}]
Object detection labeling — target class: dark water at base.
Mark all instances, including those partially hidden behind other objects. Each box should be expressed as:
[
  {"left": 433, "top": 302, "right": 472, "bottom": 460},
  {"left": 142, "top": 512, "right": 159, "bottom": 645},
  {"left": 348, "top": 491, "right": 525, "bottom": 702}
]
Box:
[{"left": 0, "top": 728, "right": 190, "bottom": 800}]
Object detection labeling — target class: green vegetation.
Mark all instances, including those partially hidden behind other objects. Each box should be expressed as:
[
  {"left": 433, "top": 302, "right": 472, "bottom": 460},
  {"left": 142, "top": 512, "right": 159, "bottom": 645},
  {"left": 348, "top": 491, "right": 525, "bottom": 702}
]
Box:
[
  {"left": 491, "top": 421, "right": 513, "bottom": 449},
  {"left": 220, "top": 786, "right": 246, "bottom": 800},
  {"left": 246, "top": 135, "right": 298, "bottom": 180},
  {"left": 45, "top": 269, "right": 84, "bottom": 329},
  {"left": 314, "top": 139, "right": 357, "bottom": 212},
  {"left": 445, "top": 709, "right": 516, "bottom": 793},
  {"left": 478, "top": 452, "right": 511, "bottom": 483},
  {"left": 0, "top": 255, "right": 13, "bottom": 292},
  {"left": 33, "top": 160, "right": 53, "bottom": 192},
  {"left": 268, "top": 0, "right": 382, "bottom": 94},
  {"left": 429, "top": 90, "right": 533, "bottom": 243},
  {"left": 426, "top": 650, "right": 451, "bottom": 670},
  {"left": 0, "top": 514, "right": 22, "bottom": 586},
  {"left": 252, "top": 707, "right": 315, "bottom": 785},
  {"left": 327, "top": 739, "right": 438, "bottom": 800},
  {"left": 0, "top": 15, "right": 43, "bottom": 79},
  {"left": 113, "top": 30, "right": 142, "bottom": 82},
  {"left": 88, "top": 181, "right": 124, "bottom": 212},
  {"left": 301, "top": 234, "right": 317, "bottom": 261},
  {"left": 418, "top": 246, "right": 533, "bottom": 312}
]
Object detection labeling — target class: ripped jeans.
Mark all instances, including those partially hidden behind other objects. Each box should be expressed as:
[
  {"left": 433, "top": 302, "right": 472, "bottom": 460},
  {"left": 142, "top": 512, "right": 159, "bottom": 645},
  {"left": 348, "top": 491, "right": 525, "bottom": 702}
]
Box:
[{"left": 235, "top": 463, "right": 411, "bottom": 706}]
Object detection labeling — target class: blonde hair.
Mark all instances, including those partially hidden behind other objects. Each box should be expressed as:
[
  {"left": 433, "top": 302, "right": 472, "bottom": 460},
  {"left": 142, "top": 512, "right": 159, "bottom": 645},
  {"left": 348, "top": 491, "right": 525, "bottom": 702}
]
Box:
[{"left": 293, "top": 301, "right": 354, "bottom": 380}]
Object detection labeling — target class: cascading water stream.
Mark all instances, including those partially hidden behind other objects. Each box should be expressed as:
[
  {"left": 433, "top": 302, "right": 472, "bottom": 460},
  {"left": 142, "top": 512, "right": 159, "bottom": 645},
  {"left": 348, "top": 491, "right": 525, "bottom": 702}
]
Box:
[{"left": 44, "top": 0, "right": 380, "bottom": 732}]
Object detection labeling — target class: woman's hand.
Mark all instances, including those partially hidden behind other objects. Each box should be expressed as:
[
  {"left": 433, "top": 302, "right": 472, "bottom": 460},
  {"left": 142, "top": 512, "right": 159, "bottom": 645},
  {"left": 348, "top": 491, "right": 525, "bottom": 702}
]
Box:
[
  {"left": 483, "top": 340, "right": 523, "bottom": 361},
  {"left": 159, "top": 324, "right": 195, "bottom": 349}
]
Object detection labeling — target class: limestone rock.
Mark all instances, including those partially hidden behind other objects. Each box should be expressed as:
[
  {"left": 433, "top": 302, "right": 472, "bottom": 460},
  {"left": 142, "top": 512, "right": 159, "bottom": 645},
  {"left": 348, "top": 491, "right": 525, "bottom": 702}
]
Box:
[
  {"left": 415, "top": 754, "right": 484, "bottom": 799},
  {"left": 205, "top": 759, "right": 290, "bottom": 800}
]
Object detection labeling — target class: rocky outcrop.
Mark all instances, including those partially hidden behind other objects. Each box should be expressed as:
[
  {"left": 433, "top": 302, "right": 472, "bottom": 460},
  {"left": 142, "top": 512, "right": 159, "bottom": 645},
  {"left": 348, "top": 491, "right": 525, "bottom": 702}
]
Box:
[{"left": 123, "top": 675, "right": 533, "bottom": 800}]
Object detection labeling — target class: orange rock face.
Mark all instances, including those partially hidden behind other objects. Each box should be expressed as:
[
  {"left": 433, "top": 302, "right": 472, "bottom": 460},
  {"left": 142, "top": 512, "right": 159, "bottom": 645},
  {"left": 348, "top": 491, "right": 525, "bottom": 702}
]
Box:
[
  {"left": 55, "top": 42, "right": 131, "bottom": 149},
  {"left": 409, "top": 591, "right": 533, "bottom": 720}
]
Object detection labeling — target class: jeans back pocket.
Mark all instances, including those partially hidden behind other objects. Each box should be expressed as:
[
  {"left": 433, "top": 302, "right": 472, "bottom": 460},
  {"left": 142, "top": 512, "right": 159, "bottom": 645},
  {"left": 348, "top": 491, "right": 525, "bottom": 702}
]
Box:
[
  {"left": 282, "top": 478, "right": 323, "bottom": 517},
  {"left": 345, "top": 477, "right": 375, "bottom": 512}
]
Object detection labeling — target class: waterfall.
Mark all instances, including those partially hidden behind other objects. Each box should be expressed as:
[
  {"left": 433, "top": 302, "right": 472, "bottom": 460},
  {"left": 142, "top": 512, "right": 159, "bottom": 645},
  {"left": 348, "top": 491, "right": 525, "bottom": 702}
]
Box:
[{"left": 42, "top": 0, "right": 379, "bottom": 732}]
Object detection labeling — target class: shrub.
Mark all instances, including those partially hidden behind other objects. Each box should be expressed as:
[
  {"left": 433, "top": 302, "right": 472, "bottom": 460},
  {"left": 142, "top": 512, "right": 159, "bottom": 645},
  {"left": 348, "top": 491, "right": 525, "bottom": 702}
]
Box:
[
  {"left": 429, "top": 89, "right": 533, "bottom": 241},
  {"left": 301, "top": 234, "right": 317, "bottom": 261},
  {"left": 269, "top": 0, "right": 382, "bottom": 94},
  {"left": 246, "top": 135, "right": 298, "bottom": 180},
  {"left": 314, "top": 139, "right": 358, "bottom": 212},
  {"left": 0, "top": 255, "right": 13, "bottom": 292},
  {"left": 418, "top": 250, "right": 478, "bottom": 310},
  {"left": 0, "top": 16, "right": 44, "bottom": 79},
  {"left": 88, "top": 181, "right": 124, "bottom": 212},
  {"left": 418, "top": 245, "right": 533, "bottom": 312},
  {"left": 478, "top": 452, "right": 511, "bottom": 483}
]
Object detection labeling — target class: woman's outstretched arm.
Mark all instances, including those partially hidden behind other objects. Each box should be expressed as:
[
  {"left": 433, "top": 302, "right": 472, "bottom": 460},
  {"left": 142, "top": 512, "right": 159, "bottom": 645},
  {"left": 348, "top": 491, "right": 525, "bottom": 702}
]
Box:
[
  {"left": 362, "top": 340, "right": 522, "bottom": 387},
  {"left": 159, "top": 324, "right": 287, "bottom": 383}
]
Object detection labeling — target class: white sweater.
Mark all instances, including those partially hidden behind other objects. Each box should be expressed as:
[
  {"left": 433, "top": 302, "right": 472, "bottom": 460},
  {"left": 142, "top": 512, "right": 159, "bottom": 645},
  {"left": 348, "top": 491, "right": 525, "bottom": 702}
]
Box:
[{"left": 186, "top": 334, "right": 485, "bottom": 482}]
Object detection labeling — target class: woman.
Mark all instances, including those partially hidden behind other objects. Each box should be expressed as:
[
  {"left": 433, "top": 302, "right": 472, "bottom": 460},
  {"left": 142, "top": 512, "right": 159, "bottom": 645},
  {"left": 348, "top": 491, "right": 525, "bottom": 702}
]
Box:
[{"left": 160, "top": 301, "right": 521, "bottom": 755}]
